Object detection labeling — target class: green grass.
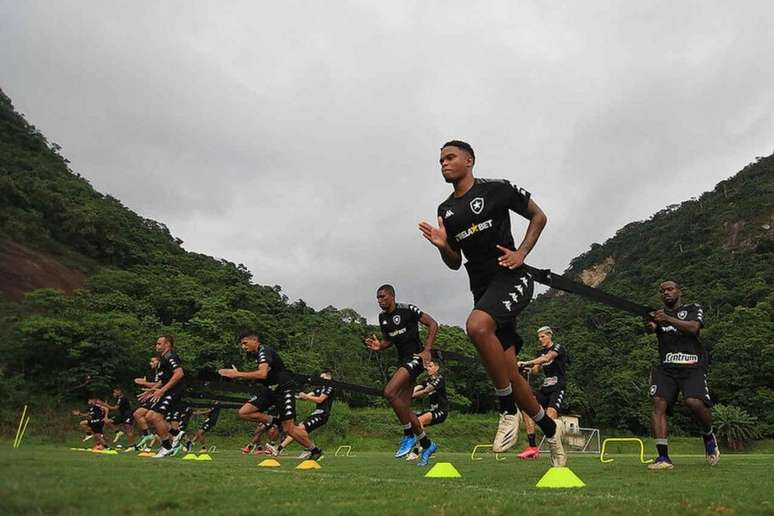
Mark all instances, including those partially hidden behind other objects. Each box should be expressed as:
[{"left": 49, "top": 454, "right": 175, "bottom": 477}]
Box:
[{"left": 1, "top": 443, "right": 772, "bottom": 515}]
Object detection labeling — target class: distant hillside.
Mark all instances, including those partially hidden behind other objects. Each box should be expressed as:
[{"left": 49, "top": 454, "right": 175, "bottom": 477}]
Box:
[{"left": 519, "top": 154, "right": 774, "bottom": 431}]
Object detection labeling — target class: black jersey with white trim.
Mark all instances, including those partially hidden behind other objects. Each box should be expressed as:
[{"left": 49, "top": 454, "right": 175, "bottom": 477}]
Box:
[
  {"left": 655, "top": 304, "right": 707, "bottom": 368},
  {"left": 254, "top": 344, "right": 294, "bottom": 389},
  {"left": 206, "top": 406, "right": 221, "bottom": 424},
  {"left": 539, "top": 343, "right": 568, "bottom": 389},
  {"left": 145, "top": 367, "right": 160, "bottom": 384},
  {"left": 437, "top": 178, "right": 531, "bottom": 295},
  {"left": 378, "top": 303, "right": 424, "bottom": 363},
  {"left": 88, "top": 403, "right": 103, "bottom": 423},
  {"left": 312, "top": 385, "right": 334, "bottom": 414},
  {"left": 115, "top": 396, "right": 131, "bottom": 417},
  {"left": 158, "top": 351, "right": 185, "bottom": 394},
  {"left": 424, "top": 374, "right": 449, "bottom": 412}
]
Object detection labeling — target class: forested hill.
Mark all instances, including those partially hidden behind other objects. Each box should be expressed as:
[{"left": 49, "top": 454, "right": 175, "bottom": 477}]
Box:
[
  {"left": 519, "top": 154, "right": 773, "bottom": 432},
  {"left": 1, "top": 87, "right": 772, "bottom": 435}
]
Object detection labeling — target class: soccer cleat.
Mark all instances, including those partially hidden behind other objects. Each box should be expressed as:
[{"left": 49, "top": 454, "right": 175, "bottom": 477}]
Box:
[
  {"left": 171, "top": 430, "right": 185, "bottom": 449},
  {"left": 704, "top": 433, "right": 720, "bottom": 466},
  {"left": 517, "top": 445, "right": 540, "bottom": 460},
  {"left": 405, "top": 448, "right": 419, "bottom": 461},
  {"left": 648, "top": 456, "right": 674, "bottom": 470},
  {"left": 134, "top": 434, "right": 154, "bottom": 450},
  {"left": 82, "top": 434, "right": 94, "bottom": 442},
  {"left": 492, "top": 412, "right": 520, "bottom": 453},
  {"left": 297, "top": 450, "right": 311, "bottom": 459},
  {"left": 309, "top": 448, "right": 323, "bottom": 461},
  {"left": 264, "top": 444, "right": 279, "bottom": 456},
  {"left": 395, "top": 435, "right": 417, "bottom": 458},
  {"left": 546, "top": 419, "right": 567, "bottom": 467},
  {"left": 186, "top": 441, "right": 193, "bottom": 453},
  {"left": 171, "top": 445, "right": 183, "bottom": 457},
  {"left": 241, "top": 444, "right": 255, "bottom": 455},
  {"left": 113, "top": 431, "right": 125, "bottom": 443},
  {"left": 152, "top": 446, "right": 176, "bottom": 459},
  {"left": 417, "top": 441, "right": 438, "bottom": 466}
]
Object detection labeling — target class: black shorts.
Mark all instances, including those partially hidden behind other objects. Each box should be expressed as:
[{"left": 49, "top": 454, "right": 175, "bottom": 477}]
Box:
[
  {"left": 536, "top": 387, "right": 566, "bottom": 412},
  {"left": 148, "top": 391, "right": 182, "bottom": 417},
  {"left": 302, "top": 411, "right": 330, "bottom": 433},
  {"left": 247, "top": 387, "right": 296, "bottom": 422},
  {"left": 472, "top": 269, "right": 533, "bottom": 352},
  {"left": 88, "top": 421, "right": 104, "bottom": 434},
  {"left": 416, "top": 409, "right": 448, "bottom": 426},
  {"left": 201, "top": 418, "right": 218, "bottom": 433},
  {"left": 650, "top": 366, "right": 712, "bottom": 410},
  {"left": 110, "top": 414, "right": 133, "bottom": 425},
  {"left": 398, "top": 355, "right": 424, "bottom": 381}
]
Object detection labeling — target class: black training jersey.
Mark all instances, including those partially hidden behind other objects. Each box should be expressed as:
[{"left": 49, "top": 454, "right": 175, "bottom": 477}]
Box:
[
  {"left": 437, "top": 178, "right": 531, "bottom": 294},
  {"left": 145, "top": 367, "right": 160, "bottom": 384},
  {"left": 88, "top": 403, "right": 104, "bottom": 423},
  {"left": 424, "top": 374, "right": 449, "bottom": 412},
  {"left": 206, "top": 406, "right": 221, "bottom": 424},
  {"left": 158, "top": 351, "right": 184, "bottom": 394},
  {"left": 312, "top": 385, "right": 334, "bottom": 414},
  {"left": 116, "top": 396, "right": 131, "bottom": 416},
  {"left": 655, "top": 304, "right": 706, "bottom": 368},
  {"left": 254, "top": 345, "right": 293, "bottom": 389},
  {"left": 378, "top": 303, "right": 424, "bottom": 363},
  {"left": 539, "top": 343, "right": 568, "bottom": 389}
]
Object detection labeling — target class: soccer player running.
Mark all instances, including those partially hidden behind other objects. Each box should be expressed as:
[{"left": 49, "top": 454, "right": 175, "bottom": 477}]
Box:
[
  {"left": 516, "top": 326, "right": 568, "bottom": 460},
  {"left": 406, "top": 360, "right": 449, "bottom": 461},
  {"left": 219, "top": 330, "right": 323, "bottom": 461},
  {"left": 186, "top": 403, "right": 221, "bottom": 452},
  {"left": 273, "top": 369, "right": 335, "bottom": 459},
  {"left": 73, "top": 396, "right": 108, "bottom": 449},
  {"left": 137, "top": 335, "right": 187, "bottom": 458},
  {"left": 645, "top": 280, "right": 719, "bottom": 470},
  {"left": 418, "top": 140, "right": 565, "bottom": 465},
  {"left": 104, "top": 387, "right": 135, "bottom": 444},
  {"left": 365, "top": 285, "right": 440, "bottom": 466},
  {"left": 130, "top": 354, "right": 161, "bottom": 450}
]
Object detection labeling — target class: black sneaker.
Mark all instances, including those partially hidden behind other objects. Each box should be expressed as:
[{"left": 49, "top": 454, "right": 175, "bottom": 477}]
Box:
[{"left": 309, "top": 448, "right": 323, "bottom": 461}]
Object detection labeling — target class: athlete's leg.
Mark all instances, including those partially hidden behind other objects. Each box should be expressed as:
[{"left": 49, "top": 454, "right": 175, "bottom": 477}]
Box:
[
  {"left": 146, "top": 410, "right": 171, "bottom": 441},
  {"left": 238, "top": 403, "right": 273, "bottom": 424},
  {"left": 383, "top": 367, "right": 416, "bottom": 428}
]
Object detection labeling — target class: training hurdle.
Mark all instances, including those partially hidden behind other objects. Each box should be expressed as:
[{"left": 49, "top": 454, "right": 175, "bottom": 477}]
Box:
[
  {"left": 13, "top": 405, "right": 30, "bottom": 449},
  {"left": 335, "top": 445, "right": 355, "bottom": 457},
  {"left": 599, "top": 438, "right": 653, "bottom": 464},
  {"left": 470, "top": 444, "right": 506, "bottom": 462}
]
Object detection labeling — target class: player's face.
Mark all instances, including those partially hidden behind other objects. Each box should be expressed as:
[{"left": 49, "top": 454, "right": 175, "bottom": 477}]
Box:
[
  {"left": 426, "top": 362, "right": 439, "bottom": 375},
  {"left": 440, "top": 146, "right": 472, "bottom": 184},
  {"left": 659, "top": 282, "right": 680, "bottom": 306},
  {"left": 240, "top": 335, "right": 260, "bottom": 353},
  {"left": 320, "top": 372, "right": 332, "bottom": 381},
  {"left": 155, "top": 336, "right": 170, "bottom": 353},
  {"left": 149, "top": 357, "right": 159, "bottom": 369},
  {"left": 537, "top": 331, "right": 553, "bottom": 347},
  {"left": 112, "top": 389, "right": 120, "bottom": 398},
  {"left": 376, "top": 289, "right": 394, "bottom": 310}
]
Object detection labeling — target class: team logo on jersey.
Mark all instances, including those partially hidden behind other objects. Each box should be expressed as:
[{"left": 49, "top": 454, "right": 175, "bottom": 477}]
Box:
[
  {"left": 470, "top": 197, "right": 484, "bottom": 214},
  {"left": 649, "top": 385, "right": 657, "bottom": 396},
  {"left": 677, "top": 310, "right": 687, "bottom": 320},
  {"left": 393, "top": 315, "right": 401, "bottom": 325},
  {"left": 444, "top": 209, "right": 454, "bottom": 219}
]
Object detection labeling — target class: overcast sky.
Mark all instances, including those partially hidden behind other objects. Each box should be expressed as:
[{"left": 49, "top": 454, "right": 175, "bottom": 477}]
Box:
[{"left": 2, "top": 1, "right": 773, "bottom": 326}]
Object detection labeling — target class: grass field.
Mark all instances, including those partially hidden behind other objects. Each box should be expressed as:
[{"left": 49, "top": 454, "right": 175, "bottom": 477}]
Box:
[{"left": 2, "top": 442, "right": 773, "bottom": 515}]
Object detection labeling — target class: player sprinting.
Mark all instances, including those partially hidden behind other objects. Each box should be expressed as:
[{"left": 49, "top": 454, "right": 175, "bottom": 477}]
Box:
[
  {"left": 273, "top": 369, "right": 335, "bottom": 459},
  {"left": 365, "top": 284, "right": 440, "bottom": 466},
  {"left": 419, "top": 140, "right": 565, "bottom": 465},
  {"left": 645, "top": 281, "right": 719, "bottom": 470},
  {"left": 129, "top": 354, "right": 161, "bottom": 450},
  {"left": 104, "top": 387, "right": 134, "bottom": 444},
  {"left": 74, "top": 396, "right": 108, "bottom": 450},
  {"left": 406, "top": 360, "right": 449, "bottom": 461},
  {"left": 185, "top": 404, "right": 221, "bottom": 452},
  {"left": 219, "top": 330, "right": 323, "bottom": 461},
  {"left": 516, "top": 326, "right": 568, "bottom": 460}
]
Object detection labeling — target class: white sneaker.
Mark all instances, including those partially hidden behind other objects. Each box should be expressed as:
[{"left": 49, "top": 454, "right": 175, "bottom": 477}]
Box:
[
  {"left": 493, "top": 412, "right": 521, "bottom": 453},
  {"left": 547, "top": 419, "right": 567, "bottom": 467},
  {"left": 113, "top": 431, "right": 124, "bottom": 443},
  {"left": 82, "top": 434, "right": 94, "bottom": 442},
  {"left": 152, "top": 446, "right": 176, "bottom": 458},
  {"left": 405, "top": 450, "right": 419, "bottom": 461},
  {"left": 171, "top": 431, "right": 185, "bottom": 448},
  {"left": 264, "top": 444, "right": 279, "bottom": 457},
  {"left": 297, "top": 450, "right": 311, "bottom": 459}
]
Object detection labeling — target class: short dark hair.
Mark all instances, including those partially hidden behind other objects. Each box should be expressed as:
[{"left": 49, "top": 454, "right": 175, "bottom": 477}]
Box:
[
  {"left": 659, "top": 280, "right": 681, "bottom": 290},
  {"left": 238, "top": 329, "right": 259, "bottom": 340},
  {"left": 442, "top": 140, "right": 475, "bottom": 163},
  {"left": 377, "top": 284, "right": 395, "bottom": 296},
  {"left": 160, "top": 334, "right": 175, "bottom": 347},
  {"left": 320, "top": 368, "right": 333, "bottom": 376},
  {"left": 150, "top": 353, "right": 161, "bottom": 360}
]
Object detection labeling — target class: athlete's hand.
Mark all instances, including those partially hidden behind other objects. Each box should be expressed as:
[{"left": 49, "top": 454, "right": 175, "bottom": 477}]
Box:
[
  {"left": 418, "top": 217, "right": 449, "bottom": 248},
  {"left": 365, "top": 335, "right": 381, "bottom": 351},
  {"left": 218, "top": 368, "right": 239, "bottom": 379},
  {"left": 651, "top": 310, "right": 671, "bottom": 324},
  {"left": 496, "top": 245, "right": 526, "bottom": 269},
  {"left": 150, "top": 389, "right": 165, "bottom": 403},
  {"left": 137, "top": 389, "right": 155, "bottom": 402}
]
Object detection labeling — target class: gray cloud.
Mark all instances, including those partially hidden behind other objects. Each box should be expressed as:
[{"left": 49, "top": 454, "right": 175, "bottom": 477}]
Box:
[{"left": 2, "top": 1, "right": 773, "bottom": 326}]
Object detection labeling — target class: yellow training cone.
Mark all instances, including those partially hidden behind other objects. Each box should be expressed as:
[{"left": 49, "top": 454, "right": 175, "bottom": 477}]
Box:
[
  {"left": 259, "top": 459, "right": 281, "bottom": 468},
  {"left": 295, "top": 460, "right": 321, "bottom": 470},
  {"left": 424, "top": 462, "right": 461, "bottom": 478},
  {"left": 536, "top": 467, "right": 586, "bottom": 488},
  {"left": 138, "top": 452, "right": 154, "bottom": 457},
  {"left": 182, "top": 454, "right": 198, "bottom": 460},
  {"left": 196, "top": 454, "right": 213, "bottom": 461}
]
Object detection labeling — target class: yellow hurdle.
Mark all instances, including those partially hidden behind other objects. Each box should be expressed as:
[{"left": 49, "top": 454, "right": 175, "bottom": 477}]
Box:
[
  {"left": 334, "top": 445, "right": 355, "bottom": 457},
  {"left": 470, "top": 444, "right": 506, "bottom": 462},
  {"left": 13, "top": 405, "right": 28, "bottom": 448},
  {"left": 600, "top": 438, "right": 653, "bottom": 464}
]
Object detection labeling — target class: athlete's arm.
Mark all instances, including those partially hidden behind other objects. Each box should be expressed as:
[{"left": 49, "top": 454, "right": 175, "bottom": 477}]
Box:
[
  {"left": 365, "top": 334, "right": 392, "bottom": 351},
  {"left": 418, "top": 312, "right": 438, "bottom": 363},
  {"left": 412, "top": 383, "right": 436, "bottom": 399},
  {"left": 303, "top": 393, "right": 329, "bottom": 404},
  {"left": 652, "top": 310, "right": 701, "bottom": 335},
  {"left": 418, "top": 217, "right": 462, "bottom": 270},
  {"left": 156, "top": 367, "right": 185, "bottom": 396},
  {"left": 220, "top": 362, "right": 270, "bottom": 381},
  {"left": 497, "top": 199, "right": 547, "bottom": 269}
]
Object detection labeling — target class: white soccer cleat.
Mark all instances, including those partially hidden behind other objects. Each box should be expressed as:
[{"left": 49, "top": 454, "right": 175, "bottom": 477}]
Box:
[
  {"left": 492, "top": 412, "right": 521, "bottom": 453},
  {"left": 82, "top": 434, "right": 94, "bottom": 442},
  {"left": 546, "top": 419, "right": 567, "bottom": 467},
  {"left": 297, "top": 450, "right": 311, "bottom": 459},
  {"left": 171, "top": 430, "right": 185, "bottom": 448},
  {"left": 405, "top": 450, "right": 419, "bottom": 461},
  {"left": 113, "top": 431, "right": 124, "bottom": 443},
  {"left": 264, "top": 444, "right": 279, "bottom": 457},
  {"left": 152, "top": 446, "right": 176, "bottom": 458}
]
